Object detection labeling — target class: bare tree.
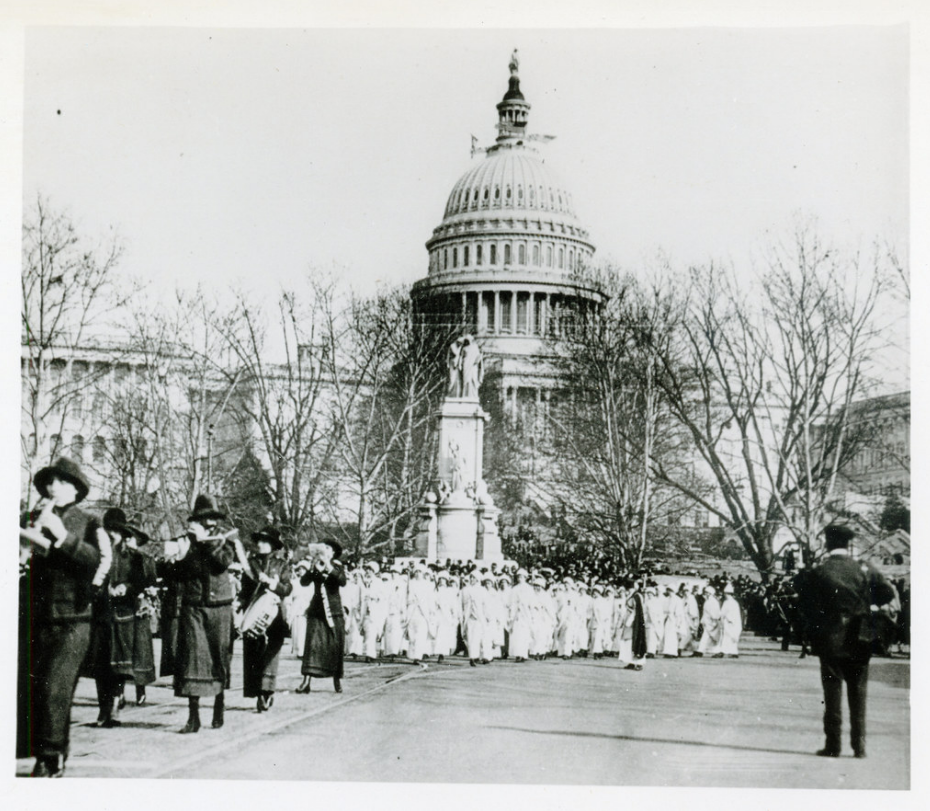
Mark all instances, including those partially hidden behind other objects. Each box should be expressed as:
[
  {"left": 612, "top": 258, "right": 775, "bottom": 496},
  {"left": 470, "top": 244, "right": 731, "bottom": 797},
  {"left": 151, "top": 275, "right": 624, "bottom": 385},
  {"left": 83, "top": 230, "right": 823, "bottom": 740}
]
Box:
[
  {"left": 21, "top": 195, "right": 126, "bottom": 497},
  {"left": 319, "top": 286, "right": 450, "bottom": 558},
  {"left": 94, "top": 288, "right": 243, "bottom": 536},
  {"left": 651, "top": 226, "right": 890, "bottom": 577},
  {"left": 218, "top": 281, "right": 340, "bottom": 545},
  {"left": 544, "top": 270, "right": 694, "bottom": 569}
]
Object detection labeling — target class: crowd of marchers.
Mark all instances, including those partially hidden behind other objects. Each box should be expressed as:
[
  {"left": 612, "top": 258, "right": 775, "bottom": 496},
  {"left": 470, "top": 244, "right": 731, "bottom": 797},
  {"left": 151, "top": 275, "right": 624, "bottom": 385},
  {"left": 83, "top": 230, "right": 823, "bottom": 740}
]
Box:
[
  {"left": 18, "top": 455, "right": 909, "bottom": 778},
  {"left": 280, "top": 560, "right": 744, "bottom": 670}
]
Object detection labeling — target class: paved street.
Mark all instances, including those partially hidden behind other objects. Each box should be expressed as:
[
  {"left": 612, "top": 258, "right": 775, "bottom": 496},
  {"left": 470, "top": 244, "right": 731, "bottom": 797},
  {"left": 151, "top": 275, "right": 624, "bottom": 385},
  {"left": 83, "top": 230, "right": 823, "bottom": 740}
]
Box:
[{"left": 16, "top": 635, "right": 909, "bottom": 788}]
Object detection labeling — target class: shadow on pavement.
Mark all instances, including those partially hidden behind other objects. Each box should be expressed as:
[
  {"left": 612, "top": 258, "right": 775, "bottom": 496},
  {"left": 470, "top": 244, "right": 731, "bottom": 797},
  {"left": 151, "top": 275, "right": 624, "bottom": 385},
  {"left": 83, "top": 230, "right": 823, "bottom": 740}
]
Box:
[{"left": 490, "top": 725, "right": 820, "bottom": 758}]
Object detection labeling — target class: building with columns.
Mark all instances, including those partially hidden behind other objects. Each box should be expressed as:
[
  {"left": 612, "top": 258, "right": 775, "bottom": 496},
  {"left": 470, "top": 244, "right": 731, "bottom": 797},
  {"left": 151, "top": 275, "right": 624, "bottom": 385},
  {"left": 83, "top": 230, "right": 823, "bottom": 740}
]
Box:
[{"left": 411, "top": 53, "right": 605, "bottom": 433}]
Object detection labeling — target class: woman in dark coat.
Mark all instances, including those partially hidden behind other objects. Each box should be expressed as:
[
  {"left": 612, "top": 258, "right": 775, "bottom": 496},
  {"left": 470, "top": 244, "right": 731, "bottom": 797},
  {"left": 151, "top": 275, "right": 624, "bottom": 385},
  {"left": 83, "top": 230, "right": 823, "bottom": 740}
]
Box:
[
  {"left": 236, "top": 526, "right": 293, "bottom": 712},
  {"left": 159, "top": 495, "right": 235, "bottom": 733},
  {"left": 296, "top": 540, "right": 346, "bottom": 694},
  {"left": 19, "top": 457, "right": 103, "bottom": 777},
  {"left": 85, "top": 508, "right": 157, "bottom": 726}
]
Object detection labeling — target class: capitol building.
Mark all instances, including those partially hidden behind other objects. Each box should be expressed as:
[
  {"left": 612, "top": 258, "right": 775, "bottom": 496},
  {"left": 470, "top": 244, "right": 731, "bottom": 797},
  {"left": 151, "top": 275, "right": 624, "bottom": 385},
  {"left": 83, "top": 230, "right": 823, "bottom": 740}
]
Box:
[{"left": 412, "top": 52, "right": 605, "bottom": 429}]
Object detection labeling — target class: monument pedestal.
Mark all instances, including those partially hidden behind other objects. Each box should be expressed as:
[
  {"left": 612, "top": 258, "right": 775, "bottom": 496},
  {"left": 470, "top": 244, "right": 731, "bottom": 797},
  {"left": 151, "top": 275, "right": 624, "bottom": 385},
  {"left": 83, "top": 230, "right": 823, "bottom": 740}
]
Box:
[{"left": 413, "top": 396, "right": 503, "bottom": 563}]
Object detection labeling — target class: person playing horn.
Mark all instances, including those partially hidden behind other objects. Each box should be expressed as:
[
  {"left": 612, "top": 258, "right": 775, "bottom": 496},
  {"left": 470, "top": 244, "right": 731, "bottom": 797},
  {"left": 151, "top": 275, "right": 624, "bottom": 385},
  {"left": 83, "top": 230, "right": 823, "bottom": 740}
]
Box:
[
  {"left": 296, "top": 539, "right": 347, "bottom": 694},
  {"left": 18, "top": 457, "right": 105, "bottom": 777},
  {"left": 159, "top": 494, "right": 236, "bottom": 733}
]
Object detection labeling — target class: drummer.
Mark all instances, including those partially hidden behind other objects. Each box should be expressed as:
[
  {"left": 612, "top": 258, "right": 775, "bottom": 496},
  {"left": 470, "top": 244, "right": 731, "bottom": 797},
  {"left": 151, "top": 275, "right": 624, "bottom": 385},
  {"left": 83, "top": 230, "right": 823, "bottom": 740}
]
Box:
[{"left": 238, "top": 526, "right": 293, "bottom": 712}]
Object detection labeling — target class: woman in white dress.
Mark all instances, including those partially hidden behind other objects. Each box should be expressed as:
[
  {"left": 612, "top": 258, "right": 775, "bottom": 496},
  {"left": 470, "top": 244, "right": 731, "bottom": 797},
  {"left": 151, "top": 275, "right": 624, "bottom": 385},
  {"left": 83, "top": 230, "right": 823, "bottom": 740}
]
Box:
[{"left": 287, "top": 561, "right": 313, "bottom": 657}]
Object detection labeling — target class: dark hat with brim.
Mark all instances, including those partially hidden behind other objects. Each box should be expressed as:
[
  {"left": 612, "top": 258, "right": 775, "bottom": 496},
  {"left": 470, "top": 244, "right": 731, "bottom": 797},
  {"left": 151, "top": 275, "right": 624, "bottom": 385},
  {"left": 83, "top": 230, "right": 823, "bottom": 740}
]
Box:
[
  {"left": 188, "top": 494, "right": 226, "bottom": 522},
  {"left": 103, "top": 507, "right": 150, "bottom": 544},
  {"left": 252, "top": 525, "right": 284, "bottom": 551},
  {"left": 824, "top": 524, "right": 855, "bottom": 550},
  {"left": 323, "top": 538, "right": 343, "bottom": 560},
  {"left": 34, "top": 457, "right": 90, "bottom": 504}
]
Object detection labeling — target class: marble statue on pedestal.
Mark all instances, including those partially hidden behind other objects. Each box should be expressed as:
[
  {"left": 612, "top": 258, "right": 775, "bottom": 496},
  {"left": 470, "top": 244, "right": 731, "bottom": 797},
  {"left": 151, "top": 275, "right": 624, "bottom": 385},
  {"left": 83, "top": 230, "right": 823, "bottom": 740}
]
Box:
[{"left": 446, "top": 335, "right": 483, "bottom": 399}]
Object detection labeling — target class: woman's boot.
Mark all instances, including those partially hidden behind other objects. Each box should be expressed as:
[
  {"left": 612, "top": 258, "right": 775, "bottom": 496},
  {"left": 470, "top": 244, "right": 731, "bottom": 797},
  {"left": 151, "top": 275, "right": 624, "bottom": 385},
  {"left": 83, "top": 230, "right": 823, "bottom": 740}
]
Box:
[
  {"left": 296, "top": 676, "right": 311, "bottom": 694},
  {"left": 333, "top": 677, "right": 342, "bottom": 693},
  {"left": 180, "top": 698, "right": 201, "bottom": 734},
  {"left": 211, "top": 691, "right": 225, "bottom": 728}
]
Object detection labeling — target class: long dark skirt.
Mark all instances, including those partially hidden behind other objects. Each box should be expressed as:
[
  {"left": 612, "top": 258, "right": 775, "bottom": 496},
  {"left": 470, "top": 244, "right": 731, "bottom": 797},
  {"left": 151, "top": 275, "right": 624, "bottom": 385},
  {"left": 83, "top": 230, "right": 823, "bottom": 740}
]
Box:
[
  {"left": 110, "top": 613, "right": 136, "bottom": 677},
  {"left": 301, "top": 615, "right": 344, "bottom": 678},
  {"left": 242, "top": 615, "right": 287, "bottom": 696},
  {"left": 159, "top": 614, "right": 179, "bottom": 678},
  {"left": 174, "top": 604, "right": 233, "bottom": 697},
  {"left": 132, "top": 615, "right": 156, "bottom": 687}
]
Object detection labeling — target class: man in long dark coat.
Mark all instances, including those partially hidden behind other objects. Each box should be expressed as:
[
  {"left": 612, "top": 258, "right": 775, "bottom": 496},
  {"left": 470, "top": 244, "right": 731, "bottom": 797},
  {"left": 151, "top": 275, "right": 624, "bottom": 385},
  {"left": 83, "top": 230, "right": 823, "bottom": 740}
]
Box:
[
  {"left": 795, "top": 525, "right": 895, "bottom": 758},
  {"left": 237, "top": 526, "right": 293, "bottom": 711},
  {"left": 19, "top": 457, "right": 103, "bottom": 777}
]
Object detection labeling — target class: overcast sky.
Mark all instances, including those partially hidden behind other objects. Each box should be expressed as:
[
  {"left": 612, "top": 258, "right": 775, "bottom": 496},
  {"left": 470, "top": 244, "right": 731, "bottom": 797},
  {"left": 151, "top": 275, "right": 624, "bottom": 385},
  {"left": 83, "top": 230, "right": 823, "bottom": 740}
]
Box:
[
  {"left": 24, "top": 26, "right": 908, "bottom": 283},
  {"left": 16, "top": 24, "right": 910, "bottom": 392}
]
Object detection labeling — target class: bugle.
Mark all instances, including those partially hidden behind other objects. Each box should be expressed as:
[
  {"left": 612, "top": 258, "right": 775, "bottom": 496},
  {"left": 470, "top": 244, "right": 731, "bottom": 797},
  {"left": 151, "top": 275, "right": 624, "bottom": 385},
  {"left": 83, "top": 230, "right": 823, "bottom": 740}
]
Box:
[{"left": 19, "top": 499, "right": 56, "bottom": 564}]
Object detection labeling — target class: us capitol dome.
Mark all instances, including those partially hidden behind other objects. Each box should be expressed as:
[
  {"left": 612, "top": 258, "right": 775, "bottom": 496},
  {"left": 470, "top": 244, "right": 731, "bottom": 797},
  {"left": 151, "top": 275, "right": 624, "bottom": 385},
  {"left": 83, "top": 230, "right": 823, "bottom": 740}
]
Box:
[{"left": 412, "top": 50, "right": 605, "bottom": 412}]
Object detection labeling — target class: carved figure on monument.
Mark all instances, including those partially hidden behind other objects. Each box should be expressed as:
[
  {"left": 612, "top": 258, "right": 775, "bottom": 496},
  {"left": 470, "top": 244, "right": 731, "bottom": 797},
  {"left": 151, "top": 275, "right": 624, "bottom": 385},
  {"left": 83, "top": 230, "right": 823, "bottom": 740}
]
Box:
[
  {"left": 448, "top": 440, "right": 467, "bottom": 493},
  {"left": 509, "top": 48, "right": 519, "bottom": 76},
  {"left": 460, "top": 335, "right": 483, "bottom": 399},
  {"left": 446, "top": 334, "right": 483, "bottom": 399},
  {"left": 446, "top": 337, "right": 464, "bottom": 397}
]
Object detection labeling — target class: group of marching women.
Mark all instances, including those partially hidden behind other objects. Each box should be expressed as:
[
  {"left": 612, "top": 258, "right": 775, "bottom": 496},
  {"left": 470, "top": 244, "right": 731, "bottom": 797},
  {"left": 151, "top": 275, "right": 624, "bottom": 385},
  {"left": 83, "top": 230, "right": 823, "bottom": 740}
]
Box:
[
  {"left": 18, "top": 456, "right": 744, "bottom": 779},
  {"left": 18, "top": 456, "right": 345, "bottom": 778},
  {"left": 284, "top": 561, "right": 744, "bottom": 670}
]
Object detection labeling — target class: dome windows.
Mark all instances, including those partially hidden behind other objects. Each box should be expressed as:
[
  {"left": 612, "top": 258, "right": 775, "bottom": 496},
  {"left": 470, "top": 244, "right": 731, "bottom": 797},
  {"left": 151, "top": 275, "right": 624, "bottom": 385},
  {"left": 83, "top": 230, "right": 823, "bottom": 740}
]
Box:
[
  {"left": 529, "top": 186, "right": 535, "bottom": 206},
  {"left": 476, "top": 244, "right": 483, "bottom": 266},
  {"left": 532, "top": 244, "right": 540, "bottom": 266},
  {"left": 558, "top": 247, "right": 564, "bottom": 269},
  {"left": 504, "top": 244, "right": 512, "bottom": 265},
  {"left": 490, "top": 244, "right": 498, "bottom": 265},
  {"left": 506, "top": 186, "right": 512, "bottom": 204},
  {"left": 517, "top": 186, "right": 524, "bottom": 204},
  {"left": 463, "top": 246, "right": 470, "bottom": 266},
  {"left": 518, "top": 244, "right": 526, "bottom": 265}
]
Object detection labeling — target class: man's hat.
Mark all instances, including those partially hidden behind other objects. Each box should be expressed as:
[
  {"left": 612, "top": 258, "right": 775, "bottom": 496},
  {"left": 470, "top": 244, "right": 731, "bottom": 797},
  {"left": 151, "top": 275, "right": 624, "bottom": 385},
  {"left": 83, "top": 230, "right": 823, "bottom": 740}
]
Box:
[
  {"left": 34, "top": 456, "right": 90, "bottom": 504},
  {"left": 723, "top": 582, "right": 735, "bottom": 594},
  {"left": 252, "top": 525, "right": 284, "bottom": 551},
  {"left": 365, "top": 561, "right": 380, "bottom": 573},
  {"left": 824, "top": 524, "right": 855, "bottom": 550},
  {"left": 188, "top": 494, "right": 226, "bottom": 522},
  {"left": 102, "top": 507, "right": 150, "bottom": 544}
]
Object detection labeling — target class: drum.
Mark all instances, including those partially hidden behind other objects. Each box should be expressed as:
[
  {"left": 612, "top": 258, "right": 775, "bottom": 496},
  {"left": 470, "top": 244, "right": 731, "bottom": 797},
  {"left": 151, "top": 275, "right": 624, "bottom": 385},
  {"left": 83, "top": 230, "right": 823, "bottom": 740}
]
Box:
[{"left": 237, "top": 591, "right": 282, "bottom": 639}]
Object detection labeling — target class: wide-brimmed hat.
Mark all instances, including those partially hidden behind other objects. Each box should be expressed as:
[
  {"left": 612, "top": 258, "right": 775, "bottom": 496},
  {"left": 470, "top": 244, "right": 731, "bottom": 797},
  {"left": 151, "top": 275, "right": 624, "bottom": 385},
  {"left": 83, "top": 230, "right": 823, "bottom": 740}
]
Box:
[
  {"left": 34, "top": 457, "right": 90, "bottom": 504},
  {"left": 188, "top": 494, "right": 226, "bottom": 522},
  {"left": 323, "top": 538, "right": 343, "bottom": 560},
  {"left": 252, "top": 525, "right": 284, "bottom": 551},
  {"left": 723, "top": 582, "right": 735, "bottom": 594},
  {"left": 102, "top": 507, "right": 150, "bottom": 544},
  {"left": 365, "top": 561, "right": 380, "bottom": 573}
]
